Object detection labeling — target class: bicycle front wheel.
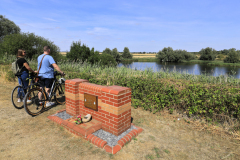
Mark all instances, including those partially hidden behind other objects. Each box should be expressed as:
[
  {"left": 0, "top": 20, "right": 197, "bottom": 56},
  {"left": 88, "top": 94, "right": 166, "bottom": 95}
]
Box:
[
  {"left": 11, "top": 86, "right": 25, "bottom": 109},
  {"left": 54, "top": 83, "right": 65, "bottom": 104},
  {"left": 24, "top": 88, "right": 46, "bottom": 116}
]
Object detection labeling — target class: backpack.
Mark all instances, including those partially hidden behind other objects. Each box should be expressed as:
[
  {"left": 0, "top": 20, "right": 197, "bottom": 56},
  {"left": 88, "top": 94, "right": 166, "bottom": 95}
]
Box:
[{"left": 11, "top": 59, "right": 23, "bottom": 74}]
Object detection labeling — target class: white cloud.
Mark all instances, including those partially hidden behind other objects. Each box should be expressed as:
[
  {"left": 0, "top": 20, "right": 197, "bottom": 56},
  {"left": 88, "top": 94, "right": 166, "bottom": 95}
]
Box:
[
  {"left": 86, "top": 27, "right": 110, "bottom": 36},
  {"left": 43, "top": 18, "right": 60, "bottom": 22}
]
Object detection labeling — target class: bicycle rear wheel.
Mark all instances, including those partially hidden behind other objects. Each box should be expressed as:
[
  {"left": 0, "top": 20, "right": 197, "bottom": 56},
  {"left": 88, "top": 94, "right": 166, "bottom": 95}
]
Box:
[
  {"left": 54, "top": 83, "right": 65, "bottom": 104},
  {"left": 24, "top": 88, "right": 46, "bottom": 116},
  {"left": 11, "top": 86, "right": 25, "bottom": 109}
]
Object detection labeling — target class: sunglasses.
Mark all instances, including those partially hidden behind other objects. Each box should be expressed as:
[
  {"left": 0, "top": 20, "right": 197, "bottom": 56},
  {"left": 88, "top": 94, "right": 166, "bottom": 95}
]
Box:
[{"left": 23, "top": 52, "right": 26, "bottom": 53}]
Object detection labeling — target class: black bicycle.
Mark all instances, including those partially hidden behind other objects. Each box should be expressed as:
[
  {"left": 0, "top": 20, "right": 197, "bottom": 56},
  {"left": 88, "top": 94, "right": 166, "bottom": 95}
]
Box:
[
  {"left": 11, "top": 72, "right": 37, "bottom": 109},
  {"left": 23, "top": 71, "right": 65, "bottom": 116}
]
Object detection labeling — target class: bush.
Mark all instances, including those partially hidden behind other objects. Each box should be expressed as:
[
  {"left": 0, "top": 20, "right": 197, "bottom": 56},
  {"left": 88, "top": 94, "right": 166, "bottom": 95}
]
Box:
[
  {"left": 217, "top": 54, "right": 225, "bottom": 60},
  {"left": 224, "top": 49, "right": 240, "bottom": 63},
  {"left": 122, "top": 47, "right": 132, "bottom": 59},
  {"left": 199, "top": 47, "right": 216, "bottom": 61},
  {"left": 0, "top": 32, "right": 61, "bottom": 61},
  {"left": 66, "top": 41, "right": 92, "bottom": 62},
  {"left": 88, "top": 51, "right": 100, "bottom": 65},
  {"left": 102, "top": 48, "right": 112, "bottom": 55},
  {"left": 102, "top": 48, "right": 121, "bottom": 63},
  {"left": 98, "top": 54, "right": 117, "bottom": 67}
]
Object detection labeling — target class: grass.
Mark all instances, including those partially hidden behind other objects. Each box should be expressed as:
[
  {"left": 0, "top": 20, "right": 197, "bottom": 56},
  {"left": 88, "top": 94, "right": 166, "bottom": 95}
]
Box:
[
  {"left": 1, "top": 82, "right": 240, "bottom": 159},
  {"left": 2, "top": 54, "right": 240, "bottom": 123}
]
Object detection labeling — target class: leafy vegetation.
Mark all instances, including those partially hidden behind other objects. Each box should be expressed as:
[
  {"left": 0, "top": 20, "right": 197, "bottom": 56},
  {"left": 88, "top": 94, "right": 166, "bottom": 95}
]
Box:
[
  {"left": 156, "top": 47, "right": 195, "bottom": 62},
  {"left": 122, "top": 47, "right": 132, "bottom": 59},
  {"left": 0, "top": 15, "right": 20, "bottom": 42},
  {"left": 102, "top": 47, "right": 121, "bottom": 63},
  {"left": 0, "top": 32, "right": 61, "bottom": 61},
  {"left": 199, "top": 47, "right": 217, "bottom": 61},
  {"left": 2, "top": 53, "right": 240, "bottom": 121},
  {"left": 66, "top": 41, "right": 92, "bottom": 62},
  {"left": 224, "top": 48, "right": 240, "bottom": 63}
]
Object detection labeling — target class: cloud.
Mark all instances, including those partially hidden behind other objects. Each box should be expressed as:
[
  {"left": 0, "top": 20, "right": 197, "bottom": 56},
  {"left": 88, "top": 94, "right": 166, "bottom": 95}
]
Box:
[
  {"left": 86, "top": 27, "right": 110, "bottom": 36},
  {"left": 43, "top": 18, "right": 59, "bottom": 22}
]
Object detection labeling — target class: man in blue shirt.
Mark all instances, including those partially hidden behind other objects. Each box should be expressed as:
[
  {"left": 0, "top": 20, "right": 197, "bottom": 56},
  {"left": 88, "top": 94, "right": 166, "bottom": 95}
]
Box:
[{"left": 37, "top": 46, "right": 64, "bottom": 107}]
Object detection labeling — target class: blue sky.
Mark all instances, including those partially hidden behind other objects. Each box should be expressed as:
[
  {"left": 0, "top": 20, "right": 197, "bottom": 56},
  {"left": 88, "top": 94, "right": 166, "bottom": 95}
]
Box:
[{"left": 1, "top": 0, "right": 240, "bottom": 52}]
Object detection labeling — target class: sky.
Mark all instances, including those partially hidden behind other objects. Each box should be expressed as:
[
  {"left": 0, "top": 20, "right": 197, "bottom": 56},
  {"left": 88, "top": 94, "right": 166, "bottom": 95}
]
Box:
[{"left": 1, "top": 0, "right": 240, "bottom": 52}]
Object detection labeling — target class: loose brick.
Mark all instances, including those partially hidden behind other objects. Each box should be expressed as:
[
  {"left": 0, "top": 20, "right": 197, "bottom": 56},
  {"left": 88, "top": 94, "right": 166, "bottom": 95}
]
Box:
[
  {"left": 104, "top": 145, "right": 112, "bottom": 153},
  {"left": 112, "top": 145, "right": 121, "bottom": 154}
]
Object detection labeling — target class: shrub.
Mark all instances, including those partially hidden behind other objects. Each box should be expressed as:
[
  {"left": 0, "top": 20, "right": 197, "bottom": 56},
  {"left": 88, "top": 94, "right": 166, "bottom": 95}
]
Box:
[
  {"left": 88, "top": 51, "right": 100, "bottom": 65},
  {"left": 111, "top": 48, "right": 121, "bottom": 63},
  {"left": 199, "top": 47, "right": 216, "bottom": 61},
  {"left": 224, "top": 49, "right": 240, "bottom": 63},
  {"left": 102, "top": 48, "right": 112, "bottom": 55},
  {"left": 102, "top": 48, "right": 121, "bottom": 63},
  {"left": 66, "top": 41, "right": 92, "bottom": 62},
  {"left": 98, "top": 54, "right": 117, "bottom": 67},
  {"left": 122, "top": 47, "right": 132, "bottom": 59}
]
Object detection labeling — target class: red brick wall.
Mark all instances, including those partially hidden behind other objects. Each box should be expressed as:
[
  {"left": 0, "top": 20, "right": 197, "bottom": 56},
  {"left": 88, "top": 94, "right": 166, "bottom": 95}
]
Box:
[{"left": 65, "top": 79, "right": 132, "bottom": 136}]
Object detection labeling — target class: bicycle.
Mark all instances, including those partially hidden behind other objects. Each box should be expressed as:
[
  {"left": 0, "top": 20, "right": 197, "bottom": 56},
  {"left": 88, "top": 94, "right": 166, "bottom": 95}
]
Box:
[
  {"left": 23, "top": 71, "right": 66, "bottom": 116},
  {"left": 11, "top": 72, "right": 37, "bottom": 109}
]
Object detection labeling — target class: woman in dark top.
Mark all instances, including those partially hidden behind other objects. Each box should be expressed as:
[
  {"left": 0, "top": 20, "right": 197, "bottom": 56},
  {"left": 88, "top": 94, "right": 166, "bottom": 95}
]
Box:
[{"left": 16, "top": 49, "right": 35, "bottom": 102}]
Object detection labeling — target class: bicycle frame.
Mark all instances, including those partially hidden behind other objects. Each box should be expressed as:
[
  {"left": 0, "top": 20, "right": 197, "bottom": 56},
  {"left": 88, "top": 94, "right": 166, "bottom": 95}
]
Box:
[{"left": 37, "top": 76, "right": 63, "bottom": 103}]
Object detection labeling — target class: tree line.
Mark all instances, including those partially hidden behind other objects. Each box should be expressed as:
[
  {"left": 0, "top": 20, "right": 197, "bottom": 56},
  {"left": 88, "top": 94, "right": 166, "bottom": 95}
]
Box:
[{"left": 1, "top": 15, "right": 240, "bottom": 65}]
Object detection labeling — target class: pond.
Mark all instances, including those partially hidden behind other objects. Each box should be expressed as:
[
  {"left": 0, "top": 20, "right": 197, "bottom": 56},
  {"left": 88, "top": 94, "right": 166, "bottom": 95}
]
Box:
[{"left": 118, "top": 61, "right": 240, "bottom": 79}]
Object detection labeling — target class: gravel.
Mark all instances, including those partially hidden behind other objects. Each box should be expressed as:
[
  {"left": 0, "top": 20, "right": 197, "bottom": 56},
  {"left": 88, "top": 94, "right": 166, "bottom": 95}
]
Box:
[
  {"left": 55, "top": 110, "right": 73, "bottom": 120},
  {"left": 93, "top": 125, "right": 137, "bottom": 147},
  {"left": 55, "top": 111, "right": 137, "bottom": 147}
]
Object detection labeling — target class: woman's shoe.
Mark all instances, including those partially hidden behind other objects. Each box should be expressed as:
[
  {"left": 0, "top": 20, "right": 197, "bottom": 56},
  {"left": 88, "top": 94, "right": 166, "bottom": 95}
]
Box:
[{"left": 82, "top": 114, "right": 92, "bottom": 123}]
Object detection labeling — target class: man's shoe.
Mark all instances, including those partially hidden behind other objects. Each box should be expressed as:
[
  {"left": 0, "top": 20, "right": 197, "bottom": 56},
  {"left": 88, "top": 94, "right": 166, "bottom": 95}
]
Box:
[
  {"left": 27, "top": 99, "right": 32, "bottom": 103},
  {"left": 17, "top": 99, "right": 22, "bottom": 103}
]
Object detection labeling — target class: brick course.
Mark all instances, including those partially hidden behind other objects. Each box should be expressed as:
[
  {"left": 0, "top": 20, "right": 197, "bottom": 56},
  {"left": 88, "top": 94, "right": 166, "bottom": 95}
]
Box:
[{"left": 65, "top": 79, "right": 132, "bottom": 136}]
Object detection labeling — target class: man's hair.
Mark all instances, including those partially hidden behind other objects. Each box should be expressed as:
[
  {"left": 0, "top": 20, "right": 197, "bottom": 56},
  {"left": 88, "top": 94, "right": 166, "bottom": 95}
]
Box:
[
  {"left": 43, "top": 46, "right": 51, "bottom": 51},
  {"left": 17, "top": 49, "right": 25, "bottom": 57}
]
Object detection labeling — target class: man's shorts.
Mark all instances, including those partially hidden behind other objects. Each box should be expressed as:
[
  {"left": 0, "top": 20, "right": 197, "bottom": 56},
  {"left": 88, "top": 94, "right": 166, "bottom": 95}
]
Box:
[{"left": 40, "top": 78, "right": 54, "bottom": 88}]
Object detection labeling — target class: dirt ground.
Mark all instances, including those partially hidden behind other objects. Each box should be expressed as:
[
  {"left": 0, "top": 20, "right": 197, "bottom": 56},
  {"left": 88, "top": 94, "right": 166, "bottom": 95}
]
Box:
[{"left": 1, "top": 81, "right": 240, "bottom": 160}]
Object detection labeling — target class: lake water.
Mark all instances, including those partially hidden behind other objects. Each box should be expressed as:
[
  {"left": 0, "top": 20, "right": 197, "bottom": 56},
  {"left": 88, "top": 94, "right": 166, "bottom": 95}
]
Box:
[{"left": 118, "top": 61, "right": 240, "bottom": 79}]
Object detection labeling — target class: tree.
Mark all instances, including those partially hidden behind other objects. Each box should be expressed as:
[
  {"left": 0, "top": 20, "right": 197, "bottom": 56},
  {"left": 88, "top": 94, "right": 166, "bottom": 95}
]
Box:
[
  {"left": 102, "top": 48, "right": 112, "bottom": 55},
  {"left": 66, "top": 41, "right": 91, "bottom": 62},
  {"left": 156, "top": 47, "right": 174, "bottom": 62},
  {"left": 0, "top": 32, "right": 60, "bottom": 60},
  {"left": 224, "top": 49, "right": 240, "bottom": 63},
  {"left": 102, "top": 47, "right": 121, "bottom": 63},
  {"left": 122, "top": 47, "right": 132, "bottom": 59},
  {"left": 88, "top": 50, "right": 100, "bottom": 65},
  {"left": 111, "top": 48, "right": 121, "bottom": 63},
  {"left": 98, "top": 54, "right": 117, "bottom": 67},
  {"left": 199, "top": 47, "right": 216, "bottom": 61},
  {"left": 0, "top": 15, "right": 20, "bottom": 42}
]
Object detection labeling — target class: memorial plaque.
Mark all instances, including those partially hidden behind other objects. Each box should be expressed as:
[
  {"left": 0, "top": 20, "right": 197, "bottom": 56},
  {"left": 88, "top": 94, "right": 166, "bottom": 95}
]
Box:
[{"left": 84, "top": 93, "right": 98, "bottom": 111}]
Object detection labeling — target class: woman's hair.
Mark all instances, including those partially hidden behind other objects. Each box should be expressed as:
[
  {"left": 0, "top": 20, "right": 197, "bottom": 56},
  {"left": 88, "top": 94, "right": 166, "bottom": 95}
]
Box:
[{"left": 17, "top": 49, "right": 25, "bottom": 57}]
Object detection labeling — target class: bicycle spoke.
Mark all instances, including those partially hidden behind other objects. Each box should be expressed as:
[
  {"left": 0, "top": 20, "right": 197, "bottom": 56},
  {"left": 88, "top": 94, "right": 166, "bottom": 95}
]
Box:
[
  {"left": 55, "top": 83, "right": 65, "bottom": 104},
  {"left": 24, "top": 88, "right": 46, "bottom": 116}
]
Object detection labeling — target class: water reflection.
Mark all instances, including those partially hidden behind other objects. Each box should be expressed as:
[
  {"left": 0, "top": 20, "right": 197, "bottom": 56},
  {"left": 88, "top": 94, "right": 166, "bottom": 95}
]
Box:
[{"left": 118, "top": 61, "right": 240, "bottom": 78}]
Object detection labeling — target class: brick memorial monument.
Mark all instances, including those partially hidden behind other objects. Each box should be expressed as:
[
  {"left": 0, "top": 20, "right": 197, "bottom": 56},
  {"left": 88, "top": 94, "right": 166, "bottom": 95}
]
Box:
[{"left": 48, "top": 78, "right": 143, "bottom": 154}]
